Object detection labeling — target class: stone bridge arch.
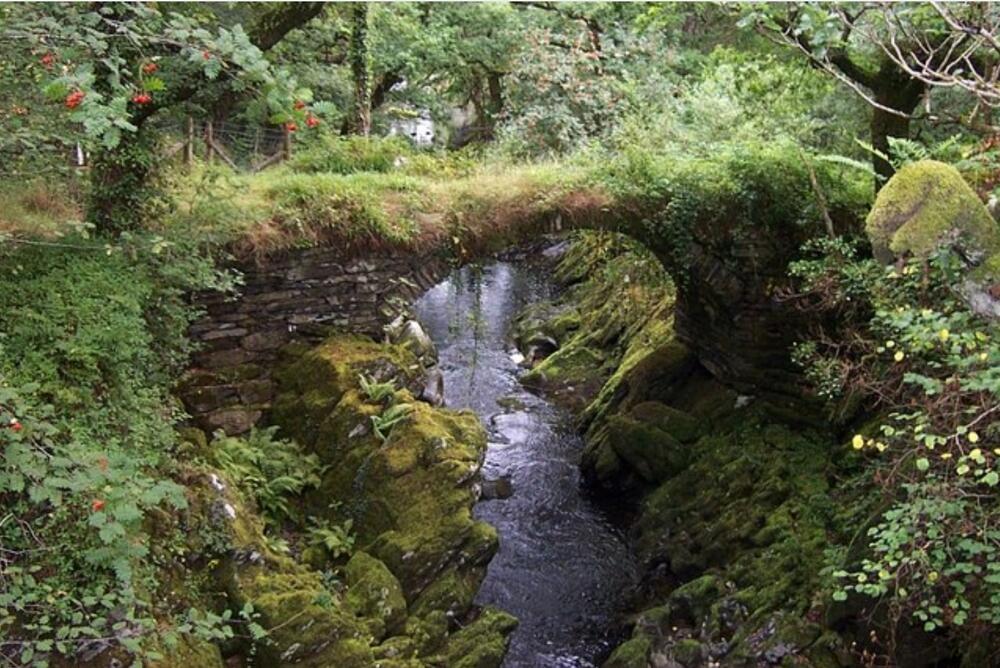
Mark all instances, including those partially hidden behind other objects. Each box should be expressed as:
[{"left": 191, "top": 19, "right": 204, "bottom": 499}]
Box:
[{"left": 181, "top": 186, "right": 821, "bottom": 434}]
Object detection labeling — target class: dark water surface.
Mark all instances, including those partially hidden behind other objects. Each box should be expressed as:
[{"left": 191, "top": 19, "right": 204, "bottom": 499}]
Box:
[{"left": 413, "top": 260, "right": 637, "bottom": 668}]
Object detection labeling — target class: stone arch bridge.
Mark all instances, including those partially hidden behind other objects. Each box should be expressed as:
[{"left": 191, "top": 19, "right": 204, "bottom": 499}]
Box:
[{"left": 181, "top": 188, "right": 822, "bottom": 434}]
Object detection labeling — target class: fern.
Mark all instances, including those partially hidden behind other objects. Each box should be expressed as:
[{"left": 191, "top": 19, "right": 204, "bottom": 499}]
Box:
[
  {"left": 815, "top": 153, "right": 877, "bottom": 176},
  {"left": 371, "top": 403, "right": 413, "bottom": 442},
  {"left": 359, "top": 373, "right": 397, "bottom": 403},
  {"left": 207, "top": 427, "right": 323, "bottom": 526},
  {"left": 307, "top": 518, "right": 355, "bottom": 560}
]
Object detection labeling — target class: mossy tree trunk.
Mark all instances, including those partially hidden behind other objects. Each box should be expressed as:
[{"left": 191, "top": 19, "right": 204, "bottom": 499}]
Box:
[
  {"left": 870, "top": 66, "right": 925, "bottom": 186},
  {"left": 350, "top": 2, "right": 372, "bottom": 137},
  {"left": 86, "top": 128, "right": 159, "bottom": 235}
]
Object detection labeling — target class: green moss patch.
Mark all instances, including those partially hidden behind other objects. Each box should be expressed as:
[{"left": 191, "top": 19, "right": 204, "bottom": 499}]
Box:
[{"left": 866, "top": 160, "right": 999, "bottom": 264}]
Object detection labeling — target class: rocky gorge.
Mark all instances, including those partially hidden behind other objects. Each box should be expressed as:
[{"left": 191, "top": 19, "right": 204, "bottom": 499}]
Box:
[{"left": 154, "top": 160, "right": 1000, "bottom": 667}]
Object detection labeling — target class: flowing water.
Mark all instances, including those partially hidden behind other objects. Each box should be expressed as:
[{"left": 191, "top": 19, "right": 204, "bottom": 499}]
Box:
[{"left": 413, "top": 258, "right": 637, "bottom": 668}]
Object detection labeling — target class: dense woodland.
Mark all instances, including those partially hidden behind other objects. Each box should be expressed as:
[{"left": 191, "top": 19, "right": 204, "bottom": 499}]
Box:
[{"left": 4, "top": 3, "right": 1000, "bottom": 667}]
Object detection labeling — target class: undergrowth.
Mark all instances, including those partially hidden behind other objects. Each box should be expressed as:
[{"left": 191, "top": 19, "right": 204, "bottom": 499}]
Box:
[{"left": 0, "top": 235, "right": 238, "bottom": 663}]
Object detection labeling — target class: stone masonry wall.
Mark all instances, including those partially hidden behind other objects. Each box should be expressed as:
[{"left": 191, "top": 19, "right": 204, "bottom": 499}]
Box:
[{"left": 180, "top": 247, "right": 450, "bottom": 434}]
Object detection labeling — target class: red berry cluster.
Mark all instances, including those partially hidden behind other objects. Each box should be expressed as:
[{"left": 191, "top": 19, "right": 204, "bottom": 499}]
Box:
[
  {"left": 294, "top": 100, "right": 306, "bottom": 110},
  {"left": 65, "top": 90, "right": 85, "bottom": 109},
  {"left": 40, "top": 53, "right": 55, "bottom": 69},
  {"left": 286, "top": 122, "right": 298, "bottom": 132},
  {"left": 306, "top": 114, "right": 320, "bottom": 128},
  {"left": 7, "top": 418, "right": 22, "bottom": 432},
  {"left": 131, "top": 93, "right": 152, "bottom": 105},
  {"left": 142, "top": 62, "right": 158, "bottom": 74},
  {"left": 91, "top": 498, "right": 105, "bottom": 512}
]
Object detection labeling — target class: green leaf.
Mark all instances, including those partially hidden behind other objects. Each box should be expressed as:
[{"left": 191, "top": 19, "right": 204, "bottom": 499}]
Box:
[{"left": 916, "top": 458, "right": 930, "bottom": 472}]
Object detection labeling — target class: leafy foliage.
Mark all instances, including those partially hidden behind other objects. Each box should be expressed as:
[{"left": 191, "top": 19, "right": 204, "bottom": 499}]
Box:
[
  {"left": 207, "top": 427, "right": 322, "bottom": 526},
  {"left": 792, "top": 240, "right": 1000, "bottom": 642},
  {"left": 0, "top": 235, "right": 234, "bottom": 664},
  {"left": 306, "top": 517, "right": 356, "bottom": 561}
]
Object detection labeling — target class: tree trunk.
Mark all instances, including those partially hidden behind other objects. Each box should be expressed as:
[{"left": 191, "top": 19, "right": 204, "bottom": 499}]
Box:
[
  {"left": 350, "top": 3, "right": 372, "bottom": 136},
  {"left": 87, "top": 128, "right": 156, "bottom": 235},
  {"left": 870, "top": 71, "right": 924, "bottom": 186},
  {"left": 485, "top": 70, "right": 504, "bottom": 135}
]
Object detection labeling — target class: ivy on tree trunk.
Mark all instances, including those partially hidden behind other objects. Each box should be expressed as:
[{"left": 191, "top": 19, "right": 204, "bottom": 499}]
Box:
[{"left": 350, "top": 3, "right": 373, "bottom": 137}]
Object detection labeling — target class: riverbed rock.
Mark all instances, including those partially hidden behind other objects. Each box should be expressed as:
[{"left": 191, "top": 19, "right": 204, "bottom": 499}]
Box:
[
  {"left": 345, "top": 550, "right": 408, "bottom": 638},
  {"left": 420, "top": 366, "right": 445, "bottom": 406},
  {"left": 269, "top": 334, "right": 504, "bottom": 657},
  {"left": 480, "top": 476, "right": 513, "bottom": 500},
  {"left": 386, "top": 316, "right": 438, "bottom": 366}
]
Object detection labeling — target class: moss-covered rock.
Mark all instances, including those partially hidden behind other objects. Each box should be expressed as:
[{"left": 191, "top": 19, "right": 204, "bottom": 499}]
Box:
[
  {"left": 232, "top": 566, "right": 375, "bottom": 666},
  {"left": 866, "top": 160, "right": 999, "bottom": 264},
  {"left": 522, "top": 343, "right": 605, "bottom": 390},
  {"left": 345, "top": 551, "right": 408, "bottom": 638},
  {"left": 147, "top": 637, "right": 225, "bottom": 668},
  {"left": 602, "top": 636, "right": 651, "bottom": 668},
  {"left": 606, "top": 413, "right": 687, "bottom": 484},
  {"left": 440, "top": 607, "right": 518, "bottom": 668},
  {"left": 268, "top": 334, "right": 511, "bottom": 663}
]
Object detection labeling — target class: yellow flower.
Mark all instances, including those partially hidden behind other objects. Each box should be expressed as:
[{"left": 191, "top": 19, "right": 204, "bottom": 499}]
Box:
[
  {"left": 994, "top": 448, "right": 1000, "bottom": 456},
  {"left": 928, "top": 571, "right": 939, "bottom": 583},
  {"left": 886, "top": 340, "right": 896, "bottom": 349},
  {"left": 980, "top": 352, "right": 989, "bottom": 361},
  {"left": 969, "top": 431, "right": 980, "bottom": 443},
  {"left": 940, "top": 452, "right": 953, "bottom": 460},
  {"left": 939, "top": 329, "right": 950, "bottom": 342},
  {"left": 894, "top": 351, "right": 905, "bottom": 362},
  {"left": 852, "top": 434, "right": 865, "bottom": 450},
  {"left": 876, "top": 442, "right": 888, "bottom": 452}
]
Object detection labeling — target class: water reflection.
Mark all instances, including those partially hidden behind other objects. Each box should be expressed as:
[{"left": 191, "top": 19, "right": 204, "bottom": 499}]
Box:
[{"left": 414, "top": 260, "right": 637, "bottom": 668}]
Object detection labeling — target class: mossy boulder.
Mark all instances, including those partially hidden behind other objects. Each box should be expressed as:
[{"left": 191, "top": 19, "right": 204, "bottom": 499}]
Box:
[
  {"left": 866, "top": 160, "right": 999, "bottom": 264},
  {"left": 440, "top": 607, "right": 518, "bottom": 668},
  {"left": 522, "top": 343, "right": 604, "bottom": 388},
  {"left": 602, "top": 636, "right": 651, "bottom": 668},
  {"left": 607, "top": 413, "right": 687, "bottom": 484},
  {"left": 345, "top": 551, "right": 408, "bottom": 638},
  {"left": 147, "top": 637, "right": 225, "bottom": 668},
  {"left": 229, "top": 565, "right": 375, "bottom": 666}
]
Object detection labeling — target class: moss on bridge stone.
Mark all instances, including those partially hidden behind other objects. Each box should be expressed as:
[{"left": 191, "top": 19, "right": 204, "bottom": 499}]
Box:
[{"left": 866, "top": 160, "right": 999, "bottom": 264}]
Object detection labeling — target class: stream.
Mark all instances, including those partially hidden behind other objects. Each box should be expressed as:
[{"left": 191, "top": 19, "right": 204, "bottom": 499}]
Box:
[{"left": 413, "top": 257, "right": 638, "bottom": 668}]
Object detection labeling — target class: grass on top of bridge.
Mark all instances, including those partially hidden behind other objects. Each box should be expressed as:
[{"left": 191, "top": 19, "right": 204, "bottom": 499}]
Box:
[
  {"left": 164, "top": 152, "right": 609, "bottom": 259},
  {"left": 0, "top": 137, "right": 613, "bottom": 259}
]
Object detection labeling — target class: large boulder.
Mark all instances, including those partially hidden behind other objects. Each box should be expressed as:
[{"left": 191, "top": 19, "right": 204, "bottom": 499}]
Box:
[{"left": 866, "top": 160, "right": 1000, "bottom": 264}]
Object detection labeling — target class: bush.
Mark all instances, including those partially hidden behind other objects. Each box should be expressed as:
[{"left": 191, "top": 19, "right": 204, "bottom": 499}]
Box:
[
  {"left": 289, "top": 133, "right": 413, "bottom": 174},
  {"left": 0, "top": 234, "right": 235, "bottom": 662},
  {"left": 791, "top": 239, "right": 1000, "bottom": 644}
]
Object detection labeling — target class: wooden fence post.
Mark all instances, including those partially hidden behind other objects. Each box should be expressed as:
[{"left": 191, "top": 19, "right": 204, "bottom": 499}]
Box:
[
  {"left": 205, "top": 120, "right": 215, "bottom": 163},
  {"left": 184, "top": 116, "right": 194, "bottom": 165},
  {"left": 282, "top": 124, "right": 292, "bottom": 161}
]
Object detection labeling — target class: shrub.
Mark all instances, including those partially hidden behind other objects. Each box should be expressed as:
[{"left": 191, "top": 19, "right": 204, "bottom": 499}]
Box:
[
  {"left": 791, "top": 238, "right": 1000, "bottom": 644},
  {"left": 289, "top": 133, "right": 413, "bottom": 174},
  {"left": 0, "top": 234, "right": 235, "bottom": 662}
]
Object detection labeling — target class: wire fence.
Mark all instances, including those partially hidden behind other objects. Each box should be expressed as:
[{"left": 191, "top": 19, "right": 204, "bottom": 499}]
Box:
[{"left": 1, "top": 118, "right": 293, "bottom": 178}]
